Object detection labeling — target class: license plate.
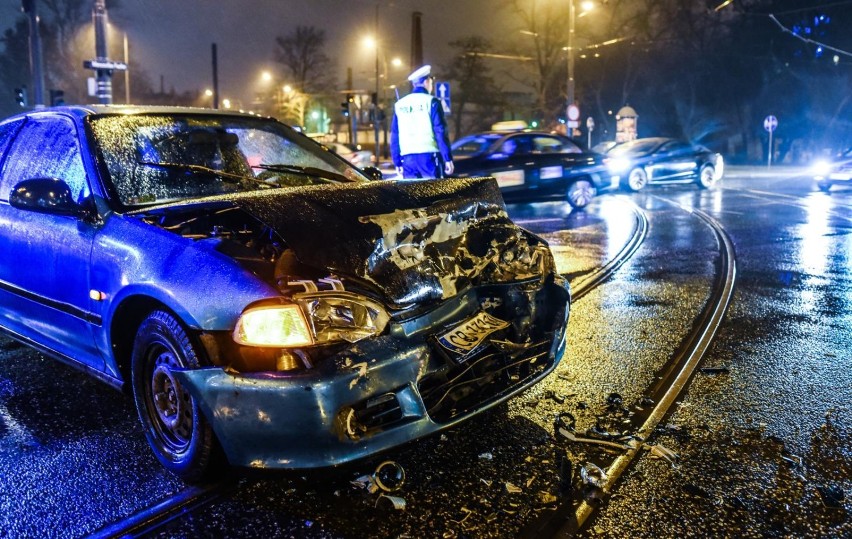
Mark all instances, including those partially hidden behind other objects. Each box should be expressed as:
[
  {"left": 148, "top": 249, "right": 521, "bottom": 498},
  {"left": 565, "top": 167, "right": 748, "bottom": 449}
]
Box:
[
  {"left": 492, "top": 170, "right": 525, "bottom": 187},
  {"left": 540, "top": 165, "right": 563, "bottom": 179},
  {"left": 437, "top": 312, "right": 509, "bottom": 357}
]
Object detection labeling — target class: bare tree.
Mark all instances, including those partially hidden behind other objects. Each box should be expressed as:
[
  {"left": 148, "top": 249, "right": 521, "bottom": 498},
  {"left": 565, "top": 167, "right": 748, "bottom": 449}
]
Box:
[
  {"left": 444, "top": 36, "right": 506, "bottom": 136},
  {"left": 274, "top": 26, "right": 334, "bottom": 94}
]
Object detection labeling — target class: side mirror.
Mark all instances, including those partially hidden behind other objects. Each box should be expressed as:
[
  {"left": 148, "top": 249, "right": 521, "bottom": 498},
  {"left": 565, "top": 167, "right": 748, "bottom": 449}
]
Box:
[
  {"left": 360, "top": 166, "right": 385, "bottom": 181},
  {"left": 9, "top": 178, "right": 87, "bottom": 218}
]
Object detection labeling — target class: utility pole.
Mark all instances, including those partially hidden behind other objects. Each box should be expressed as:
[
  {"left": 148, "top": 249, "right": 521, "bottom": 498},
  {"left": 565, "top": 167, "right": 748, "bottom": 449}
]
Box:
[
  {"left": 211, "top": 43, "right": 219, "bottom": 109},
  {"left": 22, "top": 0, "right": 45, "bottom": 107},
  {"left": 567, "top": 0, "right": 576, "bottom": 115},
  {"left": 83, "top": 0, "right": 126, "bottom": 104},
  {"left": 373, "top": 4, "right": 381, "bottom": 163}
]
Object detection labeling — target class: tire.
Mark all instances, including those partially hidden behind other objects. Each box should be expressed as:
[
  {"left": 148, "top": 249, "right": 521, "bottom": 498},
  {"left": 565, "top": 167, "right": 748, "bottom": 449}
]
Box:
[
  {"left": 817, "top": 182, "right": 831, "bottom": 192},
  {"left": 625, "top": 168, "right": 648, "bottom": 191},
  {"left": 697, "top": 165, "right": 717, "bottom": 189},
  {"left": 566, "top": 179, "right": 596, "bottom": 209},
  {"left": 131, "top": 310, "right": 220, "bottom": 481}
]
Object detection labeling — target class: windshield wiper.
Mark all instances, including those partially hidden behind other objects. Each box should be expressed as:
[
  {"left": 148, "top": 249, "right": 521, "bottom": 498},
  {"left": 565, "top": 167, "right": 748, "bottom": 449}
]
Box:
[
  {"left": 138, "top": 160, "right": 263, "bottom": 185},
  {"left": 253, "top": 163, "right": 353, "bottom": 183}
]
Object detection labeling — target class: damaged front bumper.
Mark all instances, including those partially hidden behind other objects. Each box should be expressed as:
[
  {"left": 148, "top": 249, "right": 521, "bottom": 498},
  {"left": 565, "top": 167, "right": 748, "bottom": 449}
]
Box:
[{"left": 173, "top": 276, "right": 570, "bottom": 469}]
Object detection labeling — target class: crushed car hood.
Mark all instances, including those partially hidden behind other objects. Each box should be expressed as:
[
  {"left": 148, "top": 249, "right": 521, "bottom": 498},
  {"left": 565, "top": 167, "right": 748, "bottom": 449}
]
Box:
[{"left": 140, "top": 177, "right": 551, "bottom": 306}]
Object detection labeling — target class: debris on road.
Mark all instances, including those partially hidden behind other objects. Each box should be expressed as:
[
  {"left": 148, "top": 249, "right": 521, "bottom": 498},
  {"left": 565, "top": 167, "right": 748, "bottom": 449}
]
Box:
[
  {"left": 478, "top": 452, "right": 494, "bottom": 461},
  {"left": 505, "top": 482, "right": 523, "bottom": 494},
  {"left": 699, "top": 366, "right": 730, "bottom": 375},
  {"left": 375, "top": 494, "right": 407, "bottom": 511},
  {"left": 816, "top": 485, "right": 845, "bottom": 509},
  {"left": 373, "top": 460, "right": 405, "bottom": 492},
  {"left": 645, "top": 443, "right": 679, "bottom": 466},
  {"left": 580, "top": 463, "right": 608, "bottom": 489}
]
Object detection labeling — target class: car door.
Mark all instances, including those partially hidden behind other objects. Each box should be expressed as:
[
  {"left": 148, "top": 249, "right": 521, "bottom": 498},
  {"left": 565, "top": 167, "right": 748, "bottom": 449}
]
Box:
[
  {"left": 0, "top": 114, "right": 103, "bottom": 369},
  {"left": 650, "top": 141, "right": 699, "bottom": 182}
]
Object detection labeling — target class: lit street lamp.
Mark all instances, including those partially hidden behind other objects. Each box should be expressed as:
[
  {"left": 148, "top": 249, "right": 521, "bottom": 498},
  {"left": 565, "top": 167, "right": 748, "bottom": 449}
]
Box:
[{"left": 567, "top": 0, "right": 594, "bottom": 129}]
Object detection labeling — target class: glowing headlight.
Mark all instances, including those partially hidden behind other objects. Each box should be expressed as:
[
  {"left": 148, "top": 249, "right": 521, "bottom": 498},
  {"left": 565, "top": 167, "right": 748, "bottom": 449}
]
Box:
[
  {"left": 812, "top": 160, "right": 832, "bottom": 177},
  {"left": 295, "top": 293, "right": 390, "bottom": 344},
  {"left": 233, "top": 305, "right": 313, "bottom": 347},
  {"left": 607, "top": 157, "right": 631, "bottom": 173},
  {"left": 233, "top": 293, "right": 390, "bottom": 348}
]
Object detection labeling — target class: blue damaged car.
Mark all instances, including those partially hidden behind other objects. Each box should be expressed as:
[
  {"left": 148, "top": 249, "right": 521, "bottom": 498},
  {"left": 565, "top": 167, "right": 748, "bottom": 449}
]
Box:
[{"left": 0, "top": 106, "right": 570, "bottom": 481}]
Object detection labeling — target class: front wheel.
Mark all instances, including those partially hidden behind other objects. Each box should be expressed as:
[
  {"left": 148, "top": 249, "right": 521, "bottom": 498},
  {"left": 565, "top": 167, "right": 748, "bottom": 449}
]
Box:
[
  {"left": 566, "top": 179, "right": 596, "bottom": 209},
  {"left": 697, "top": 165, "right": 717, "bottom": 189},
  {"left": 625, "top": 168, "right": 648, "bottom": 191},
  {"left": 131, "top": 310, "right": 221, "bottom": 482}
]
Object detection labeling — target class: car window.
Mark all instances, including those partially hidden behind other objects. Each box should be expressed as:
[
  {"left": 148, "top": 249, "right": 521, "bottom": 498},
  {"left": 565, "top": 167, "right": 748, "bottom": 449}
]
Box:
[
  {"left": 0, "top": 119, "right": 23, "bottom": 167},
  {"left": 451, "top": 134, "right": 501, "bottom": 157},
  {"left": 608, "top": 139, "right": 662, "bottom": 156},
  {"left": 660, "top": 141, "right": 691, "bottom": 154},
  {"left": 0, "top": 116, "right": 90, "bottom": 203},
  {"left": 89, "top": 114, "right": 366, "bottom": 207},
  {"left": 532, "top": 135, "right": 581, "bottom": 154}
]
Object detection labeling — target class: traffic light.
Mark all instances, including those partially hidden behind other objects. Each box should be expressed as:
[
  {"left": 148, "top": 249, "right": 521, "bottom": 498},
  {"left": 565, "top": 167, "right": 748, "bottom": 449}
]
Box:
[
  {"left": 49, "top": 89, "right": 65, "bottom": 106},
  {"left": 14, "top": 86, "right": 27, "bottom": 107},
  {"left": 341, "top": 93, "right": 353, "bottom": 117}
]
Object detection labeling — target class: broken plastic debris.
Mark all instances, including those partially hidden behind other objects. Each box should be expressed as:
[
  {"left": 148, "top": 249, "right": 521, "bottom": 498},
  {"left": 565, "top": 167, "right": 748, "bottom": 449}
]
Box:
[
  {"left": 817, "top": 485, "right": 845, "bottom": 508},
  {"left": 580, "top": 463, "right": 608, "bottom": 489},
  {"left": 351, "top": 474, "right": 380, "bottom": 494},
  {"left": 605, "top": 393, "right": 623, "bottom": 407},
  {"left": 375, "top": 494, "right": 407, "bottom": 511},
  {"left": 348, "top": 362, "right": 369, "bottom": 389},
  {"left": 480, "top": 478, "right": 493, "bottom": 487},
  {"left": 645, "top": 443, "right": 679, "bottom": 465},
  {"left": 557, "top": 428, "right": 630, "bottom": 451},
  {"left": 526, "top": 474, "right": 537, "bottom": 488},
  {"left": 558, "top": 454, "right": 573, "bottom": 497},
  {"left": 538, "top": 491, "right": 558, "bottom": 505},
  {"left": 478, "top": 452, "right": 493, "bottom": 460},
  {"left": 699, "top": 366, "right": 730, "bottom": 374},
  {"left": 373, "top": 460, "right": 406, "bottom": 492},
  {"left": 505, "top": 482, "right": 523, "bottom": 494}
]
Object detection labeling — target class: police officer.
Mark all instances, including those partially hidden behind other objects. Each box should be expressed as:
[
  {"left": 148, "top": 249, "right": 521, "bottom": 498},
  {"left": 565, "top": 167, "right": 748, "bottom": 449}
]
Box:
[{"left": 390, "top": 65, "right": 454, "bottom": 179}]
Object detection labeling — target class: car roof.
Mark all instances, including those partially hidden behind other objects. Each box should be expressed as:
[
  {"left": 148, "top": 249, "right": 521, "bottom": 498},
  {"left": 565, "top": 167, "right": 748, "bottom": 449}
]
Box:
[{"left": 1, "top": 104, "right": 270, "bottom": 125}]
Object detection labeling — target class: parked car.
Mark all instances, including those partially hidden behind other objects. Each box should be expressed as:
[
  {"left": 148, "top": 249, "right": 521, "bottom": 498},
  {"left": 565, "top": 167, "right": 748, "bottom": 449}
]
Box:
[
  {"left": 328, "top": 142, "right": 374, "bottom": 168},
  {"left": 604, "top": 137, "right": 724, "bottom": 191},
  {"left": 451, "top": 131, "right": 616, "bottom": 209},
  {"left": 0, "top": 106, "right": 570, "bottom": 480},
  {"left": 813, "top": 148, "right": 852, "bottom": 191}
]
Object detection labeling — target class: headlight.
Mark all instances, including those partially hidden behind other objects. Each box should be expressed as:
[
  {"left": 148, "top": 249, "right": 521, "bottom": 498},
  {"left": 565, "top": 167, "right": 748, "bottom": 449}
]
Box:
[
  {"left": 233, "top": 293, "right": 389, "bottom": 348},
  {"left": 607, "top": 157, "right": 631, "bottom": 173},
  {"left": 812, "top": 160, "right": 832, "bottom": 177},
  {"left": 233, "top": 304, "right": 313, "bottom": 347},
  {"left": 295, "top": 292, "right": 389, "bottom": 344}
]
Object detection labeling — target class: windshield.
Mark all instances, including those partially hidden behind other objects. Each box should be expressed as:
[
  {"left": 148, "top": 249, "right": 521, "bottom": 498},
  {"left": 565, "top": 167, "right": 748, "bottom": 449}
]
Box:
[
  {"left": 89, "top": 113, "right": 367, "bottom": 207},
  {"left": 451, "top": 134, "right": 502, "bottom": 157},
  {"left": 607, "top": 139, "right": 664, "bottom": 157}
]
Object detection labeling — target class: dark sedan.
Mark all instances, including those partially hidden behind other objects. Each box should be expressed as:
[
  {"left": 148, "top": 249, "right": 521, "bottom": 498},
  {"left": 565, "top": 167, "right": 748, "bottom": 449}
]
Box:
[
  {"left": 451, "top": 131, "right": 616, "bottom": 209},
  {"left": 604, "top": 137, "right": 724, "bottom": 191},
  {"left": 0, "top": 106, "right": 570, "bottom": 481}
]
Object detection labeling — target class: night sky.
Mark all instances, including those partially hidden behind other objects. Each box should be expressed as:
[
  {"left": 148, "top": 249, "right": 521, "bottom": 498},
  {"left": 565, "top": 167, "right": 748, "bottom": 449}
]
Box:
[{"left": 1, "top": 0, "right": 513, "bottom": 105}]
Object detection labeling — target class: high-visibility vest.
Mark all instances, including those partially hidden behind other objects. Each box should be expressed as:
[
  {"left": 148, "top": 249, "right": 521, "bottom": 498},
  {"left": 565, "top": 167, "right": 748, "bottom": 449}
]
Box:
[{"left": 395, "top": 93, "right": 439, "bottom": 155}]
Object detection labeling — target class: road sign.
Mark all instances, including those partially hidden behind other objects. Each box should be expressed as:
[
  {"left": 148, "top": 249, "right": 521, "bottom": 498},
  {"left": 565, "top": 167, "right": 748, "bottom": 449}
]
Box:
[
  {"left": 567, "top": 104, "right": 580, "bottom": 121},
  {"left": 763, "top": 115, "right": 778, "bottom": 132},
  {"left": 586, "top": 117, "right": 595, "bottom": 129},
  {"left": 84, "top": 59, "right": 128, "bottom": 71},
  {"left": 436, "top": 81, "right": 451, "bottom": 114}
]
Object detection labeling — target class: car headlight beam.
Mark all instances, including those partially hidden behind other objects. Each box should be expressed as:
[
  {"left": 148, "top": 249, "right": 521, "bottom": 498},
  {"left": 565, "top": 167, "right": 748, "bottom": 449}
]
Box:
[
  {"left": 233, "top": 304, "right": 314, "bottom": 347},
  {"left": 607, "top": 156, "right": 631, "bottom": 173},
  {"left": 233, "top": 293, "right": 389, "bottom": 348}
]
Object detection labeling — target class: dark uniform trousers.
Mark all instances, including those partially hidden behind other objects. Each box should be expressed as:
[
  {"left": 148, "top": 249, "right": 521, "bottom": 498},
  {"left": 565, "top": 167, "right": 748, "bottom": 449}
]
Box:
[{"left": 402, "top": 152, "right": 443, "bottom": 179}]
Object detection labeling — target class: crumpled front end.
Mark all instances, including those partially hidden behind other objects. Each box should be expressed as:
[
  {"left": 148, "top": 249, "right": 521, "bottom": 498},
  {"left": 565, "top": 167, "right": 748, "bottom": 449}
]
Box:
[{"left": 174, "top": 273, "right": 570, "bottom": 469}]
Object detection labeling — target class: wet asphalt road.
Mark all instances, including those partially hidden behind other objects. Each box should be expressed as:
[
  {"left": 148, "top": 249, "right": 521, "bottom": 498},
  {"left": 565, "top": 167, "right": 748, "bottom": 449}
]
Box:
[{"left": 0, "top": 167, "right": 849, "bottom": 538}]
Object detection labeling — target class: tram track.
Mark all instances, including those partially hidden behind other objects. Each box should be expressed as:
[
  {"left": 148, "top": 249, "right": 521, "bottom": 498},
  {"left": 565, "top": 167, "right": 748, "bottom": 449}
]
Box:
[
  {"left": 85, "top": 199, "right": 651, "bottom": 539},
  {"left": 520, "top": 198, "right": 736, "bottom": 538}
]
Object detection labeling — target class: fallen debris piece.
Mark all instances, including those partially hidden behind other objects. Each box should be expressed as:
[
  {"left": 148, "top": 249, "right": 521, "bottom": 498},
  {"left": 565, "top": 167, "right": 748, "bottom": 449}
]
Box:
[
  {"left": 479, "top": 452, "right": 494, "bottom": 461},
  {"left": 557, "top": 428, "right": 630, "bottom": 451},
  {"left": 546, "top": 390, "right": 566, "bottom": 404},
  {"left": 538, "top": 491, "right": 559, "bottom": 505},
  {"left": 375, "top": 494, "right": 407, "bottom": 511},
  {"left": 480, "top": 478, "right": 493, "bottom": 487},
  {"left": 505, "top": 482, "right": 523, "bottom": 494},
  {"left": 606, "top": 393, "right": 623, "bottom": 407},
  {"left": 526, "top": 474, "right": 537, "bottom": 488},
  {"left": 350, "top": 474, "right": 379, "bottom": 494},
  {"left": 817, "top": 485, "right": 845, "bottom": 509},
  {"left": 699, "top": 366, "right": 730, "bottom": 375},
  {"left": 373, "top": 460, "right": 406, "bottom": 492},
  {"left": 645, "top": 443, "right": 679, "bottom": 463},
  {"left": 580, "top": 463, "right": 608, "bottom": 489},
  {"left": 558, "top": 453, "right": 573, "bottom": 497},
  {"left": 683, "top": 483, "right": 711, "bottom": 499}
]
